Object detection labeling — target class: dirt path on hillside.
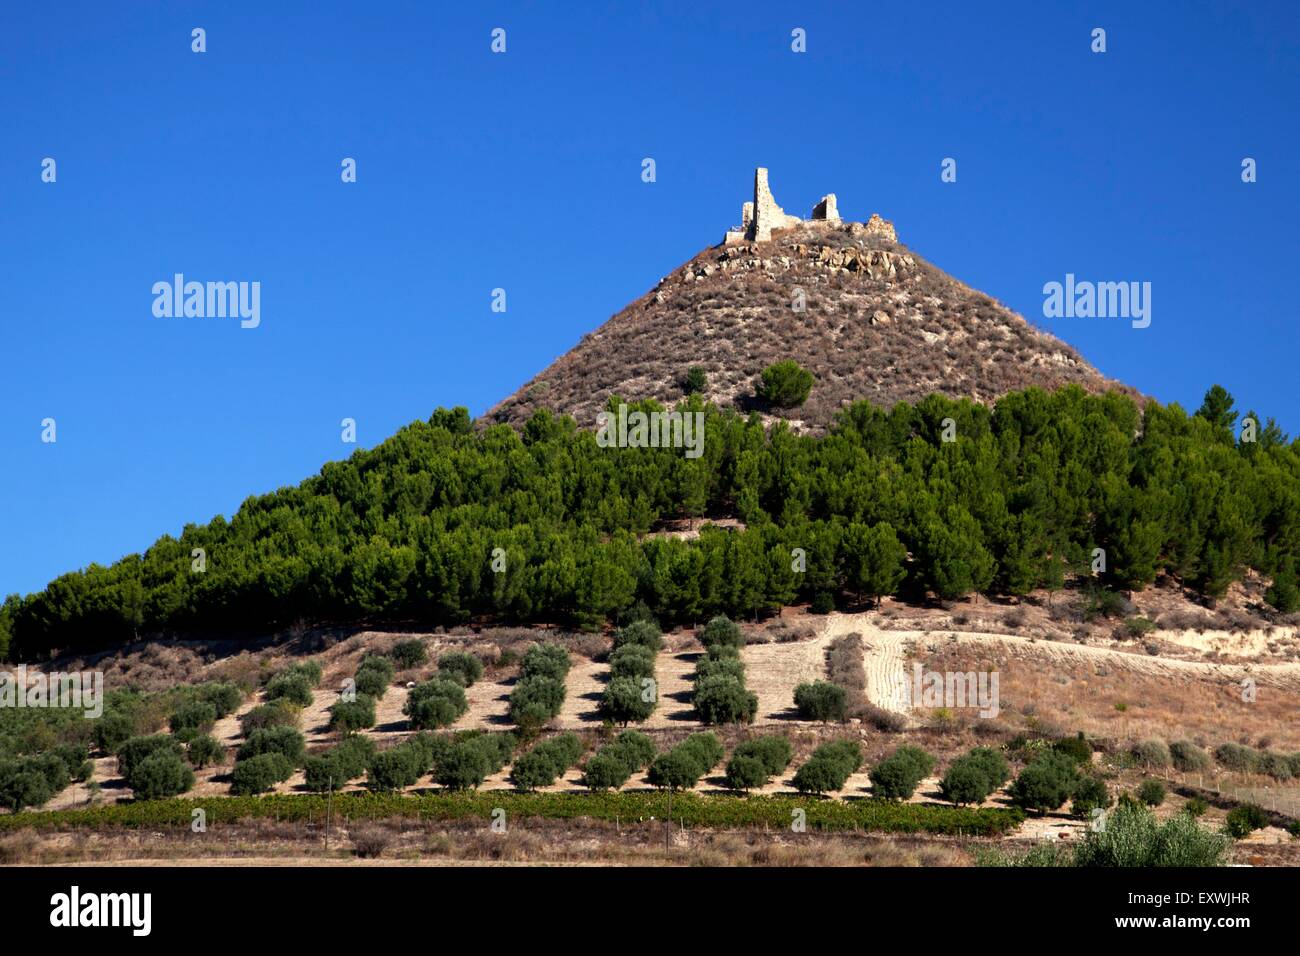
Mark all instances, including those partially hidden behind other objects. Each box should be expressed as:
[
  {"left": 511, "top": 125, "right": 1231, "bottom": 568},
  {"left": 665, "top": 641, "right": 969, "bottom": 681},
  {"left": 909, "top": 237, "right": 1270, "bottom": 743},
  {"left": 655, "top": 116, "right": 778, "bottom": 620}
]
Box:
[{"left": 819, "top": 612, "right": 1300, "bottom": 717}]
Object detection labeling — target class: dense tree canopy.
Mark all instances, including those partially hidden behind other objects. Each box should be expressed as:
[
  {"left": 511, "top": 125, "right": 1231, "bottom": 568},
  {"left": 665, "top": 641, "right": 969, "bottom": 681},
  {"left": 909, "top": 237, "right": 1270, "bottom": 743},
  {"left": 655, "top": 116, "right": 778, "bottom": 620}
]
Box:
[{"left": 5, "top": 386, "right": 1298, "bottom": 661}]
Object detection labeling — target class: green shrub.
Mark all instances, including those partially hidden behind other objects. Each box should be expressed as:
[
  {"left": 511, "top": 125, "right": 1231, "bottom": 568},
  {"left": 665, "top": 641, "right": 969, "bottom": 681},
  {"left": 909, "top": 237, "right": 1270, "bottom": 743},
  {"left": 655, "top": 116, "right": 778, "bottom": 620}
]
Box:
[
  {"left": 94, "top": 712, "right": 137, "bottom": 754},
  {"left": 285, "top": 661, "right": 323, "bottom": 686},
  {"left": 239, "top": 701, "right": 300, "bottom": 735},
  {"left": 682, "top": 365, "right": 707, "bottom": 395},
  {"left": 583, "top": 752, "right": 633, "bottom": 791},
  {"left": 49, "top": 744, "right": 93, "bottom": 783},
  {"left": 869, "top": 746, "right": 934, "bottom": 801},
  {"left": 724, "top": 755, "right": 769, "bottom": 793},
  {"left": 198, "top": 682, "right": 243, "bottom": 718},
  {"left": 1132, "top": 739, "right": 1171, "bottom": 769},
  {"left": 794, "top": 740, "right": 863, "bottom": 796},
  {"left": 1184, "top": 796, "right": 1209, "bottom": 817},
  {"left": 1170, "top": 740, "right": 1212, "bottom": 773},
  {"left": 810, "top": 592, "right": 836, "bottom": 615},
  {"left": 329, "top": 695, "right": 377, "bottom": 733},
  {"left": 335, "top": 735, "right": 378, "bottom": 778},
  {"left": 390, "top": 639, "right": 428, "bottom": 669},
  {"left": 940, "top": 760, "right": 994, "bottom": 806},
  {"left": 186, "top": 735, "right": 225, "bottom": 769},
  {"left": 600, "top": 676, "right": 655, "bottom": 725},
  {"left": 604, "top": 731, "right": 657, "bottom": 772},
  {"left": 129, "top": 752, "right": 195, "bottom": 799},
  {"left": 1009, "top": 752, "right": 1080, "bottom": 815},
  {"left": 609, "top": 644, "right": 656, "bottom": 681},
  {"left": 355, "top": 656, "right": 396, "bottom": 698},
  {"left": 757, "top": 360, "right": 814, "bottom": 408},
  {"left": 1071, "top": 775, "right": 1112, "bottom": 818},
  {"left": 1138, "top": 779, "right": 1167, "bottom": 807},
  {"left": 169, "top": 700, "right": 218, "bottom": 735},
  {"left": 731, "top": 736, "right": 793, "bottom": 776},
  {"left": 612, "top": 620, "right": 662, "bottom": 652},
  {"left": 0, "top": 761, "right": 55, "bottom": 811},
  {"left": 1052, "top": 732, "right": 1093, "bottom": 764},
  {"left": 264, "top": 672, "right": 313, "bottom": 708},
  {"left": 405, "top": 679, "right": 468, "bottom": 730},
  {"left": 117, "top": 735, "right": 185, "bottom": 780},
  {"left": 437, "top": 651, "right": 483, "bottom": 687},
  {"left": 1214, "top": 742, "right": 1261, "bottom": 774},
  {"left": 368, "top": 745, "right": 424, "bottom": 791},
  {"left": 237, "top": 727, "right": 306, "bottom": 767},
  {"left": 1258, "top": 751, "right": 1293, "bottom": 781},
  {"left": 698, "top": 616, "right": 744, "bottom": 651},
  {"left": 1224, "top": 804, "right": 1269, "bottom": 839},
  {"left": 434, "top": 734, "right": 515, "bottom": 791},
  {"left": 648, "top": 733, "right": 722, "bottom": 790},
  {"left": 1072, "top": 801, "right": 1230, "bottom": 867},
  {"left": 508, "top": 675, "right": 566, "bottom": 729},
  {"left": 520, "top": 643, "right": 571, "bottom": 682},
  {"left": 793, "top": 681, "right": 848, "bottom": 722},
  {"left": 694, "top": 675, "right": 758, "bottom": 725},
  {"left": 230, "top": 753, "right": 292, "bottom": 796}
]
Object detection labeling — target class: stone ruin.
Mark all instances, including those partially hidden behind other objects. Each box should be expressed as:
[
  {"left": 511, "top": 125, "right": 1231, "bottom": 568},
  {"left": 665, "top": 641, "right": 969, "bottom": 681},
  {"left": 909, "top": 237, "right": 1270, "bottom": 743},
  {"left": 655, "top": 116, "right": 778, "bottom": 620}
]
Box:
[{"left": 723, "top": 167, "right": 896, "bottom": 245}]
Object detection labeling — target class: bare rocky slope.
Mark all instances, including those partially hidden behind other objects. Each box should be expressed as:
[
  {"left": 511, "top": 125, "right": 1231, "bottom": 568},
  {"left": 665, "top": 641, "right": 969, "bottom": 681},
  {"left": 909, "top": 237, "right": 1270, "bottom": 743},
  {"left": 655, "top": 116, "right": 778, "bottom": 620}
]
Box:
[{"left": 486, "top": 199, "right": 1134, "bottom": 434}]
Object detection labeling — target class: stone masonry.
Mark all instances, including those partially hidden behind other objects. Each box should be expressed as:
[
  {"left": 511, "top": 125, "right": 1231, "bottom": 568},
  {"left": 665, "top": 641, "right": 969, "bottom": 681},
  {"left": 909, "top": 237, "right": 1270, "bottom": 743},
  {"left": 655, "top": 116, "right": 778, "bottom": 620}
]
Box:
[{"left": 722, "top": 168, "right": 895, "bottom": 246}]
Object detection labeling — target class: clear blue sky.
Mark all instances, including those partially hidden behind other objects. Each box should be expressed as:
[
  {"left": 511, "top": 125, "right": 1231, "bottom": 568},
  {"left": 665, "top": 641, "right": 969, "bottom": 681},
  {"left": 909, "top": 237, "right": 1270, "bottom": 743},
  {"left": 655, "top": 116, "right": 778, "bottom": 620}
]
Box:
[{"left": 2, "top": 1, "right": 1297, "bottom": 599}]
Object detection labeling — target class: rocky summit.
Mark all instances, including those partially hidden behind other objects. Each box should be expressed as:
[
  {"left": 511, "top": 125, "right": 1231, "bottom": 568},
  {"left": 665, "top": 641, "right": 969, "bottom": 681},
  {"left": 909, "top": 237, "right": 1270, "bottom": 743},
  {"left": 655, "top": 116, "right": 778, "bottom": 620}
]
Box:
[{"left": 486, "top": 168, "right": 1132, "bottom": 434}]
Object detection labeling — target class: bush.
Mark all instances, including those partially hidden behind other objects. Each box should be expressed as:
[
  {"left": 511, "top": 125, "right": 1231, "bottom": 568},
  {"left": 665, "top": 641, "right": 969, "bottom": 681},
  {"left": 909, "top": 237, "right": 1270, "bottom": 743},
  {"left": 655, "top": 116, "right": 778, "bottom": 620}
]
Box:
[
  {"left": 520, "top": 643, "right": 571, "bottom": 682},
  {"left": 1184, "top": 796, "right": 1209, "bottom": 818},
  {"left": 508, "top": 675, "right": 566, "bottom": 729},
  {"left": 793, "top": 681, "right": 848, "bottom": 722},
  {"left": 305, "top": 738, "right": 378, "bottom": 790},
  {"left": 169, "top": 700, "right": 218, "bottom": 735},
  {"left": 1071, "top": 801, "right": 1230, "bottom": 866},
  {"left": 724, "top": 755, "right": 769, "bottom": 793},
  {"left": 940, "top": 760, "right": 994, "bottom": 806},
  {"left": 512, "top": 733, "right": 584, "bottom": 791},
  {"left": 49, "top": 744, "right": 93, "bottom": 783},
  {"left": 329, "top": 695, "right": 377, "bottom": 733},
  {"left": 435, "top": 734, "right": 514, "bottom": 791},
  {"left": 1052, "top": 732, "right": 1093, "bottom": 764},
  {"left": 1214, "top": 742, "right": 1261, "bottom": 774},
  {"left": 682, "top": 365, "right": 707, "bottom": 395},
  {"left": 609, "top": 644, "right": 656, "bottom": 681},
  {"left": 355, "top": 656, "right": 396, "bottom": 698},
  {"left": 698, "top": 616, "right": 744, "bottom": 651},
  {"left": 117, "top": 735, "right": 185, "bottom": 780},
  {"left": 390, "top": 639, "right": 428, "bottom": 669},
  {"left": 731, "top": 736, "right": 793, "bottom": 776},
  {"left": 810, "top": 591, "right": 836, "bottom": 615},
  {"left": 604, "top": 731, "right": 656, "bottom": 772},
  {"left": 199, "top": 682, "right": 243, "bottom": 718},
  {"left": 239, "top": 701, "right": 299, "bottom": 736},
  {"left": 793, "top": 740, "right": 863, "bottom": 796},
  {"left": 1138, "top": 779, "right": 1167, "bottom": 807},
  {"left": 237, "top": 727, "right": 306, "bottom": 767},
  {"left": 1170, "top": 740, "right": 1212, "bottom": 773},
  {"left": 757, "top": 360, "right": 814, "bottom": 408},
  {"left": 648, "top": 733, "right": 722, "bottom": 791},
  {"left": 367, "top": 745, "right": 425, "bottom": 792},
  {"left": 583, "top": 752, "right": 633, "bottom": 791},
  {"left": 1070, "top": 775, "right": 1112, "bottom": 819},
  {"left": 186, "top": 735, "right": 225, "bottom": 769},
  {"left": 869, "top": 746, "right": 934, "bottom": 801},
  {"left": 1132, "top": 739, "right": 1171, "bottom": 769},
  {"left": 437, "top": 651, "right": 483, "bottom": 687},
  {"left": 94, "top": 712, "right": 137, "bottom": 754},
  {"left": 0, "top": 762, "right": 55, "bottom": 811},
  {"left": 1224, "top": 804, "right": 1269, "bottom": 840},
  {"left": 600, "top": 676, "right": 655, "bottom": 725},
  {"left": 612, "top": 620, "right": 663, "bottom": 652},
  {"left": 405, "top": 679, "right": 468, "bottom": 730},
  {"left": 129, "top": 752, "right": 196, "bottom": 799},
  {"left": 1009, "top": 752, "right": 1080, "bottom": 815},
  {"left": 284, "top": 661, "right": 323, "bottom": 686},
  {"left": 694, "top": 674, "right": 758, "bottom": 725},
  {"left": 230, "top": 753, "right": 292, "bottom": 796},
  {"left": 264, "top": 672, "right": 313, "bottom": 708}
]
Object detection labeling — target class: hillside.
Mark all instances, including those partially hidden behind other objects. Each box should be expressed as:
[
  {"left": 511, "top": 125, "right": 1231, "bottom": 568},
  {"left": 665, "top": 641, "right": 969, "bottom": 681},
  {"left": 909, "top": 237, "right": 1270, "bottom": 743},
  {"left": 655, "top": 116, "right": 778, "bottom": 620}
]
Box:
[{"left": 487, "top": 168, "right": 1135, "bottom": 433}]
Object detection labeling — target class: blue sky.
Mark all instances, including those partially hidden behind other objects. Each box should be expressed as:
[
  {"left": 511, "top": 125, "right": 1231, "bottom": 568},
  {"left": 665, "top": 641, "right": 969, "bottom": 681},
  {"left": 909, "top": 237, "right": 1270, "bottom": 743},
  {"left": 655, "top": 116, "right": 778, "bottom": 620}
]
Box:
[{"left": 2, "top": 1, "right": 1297, "bottom": 599}]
